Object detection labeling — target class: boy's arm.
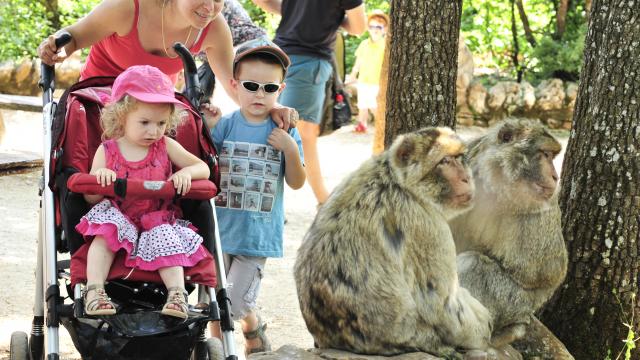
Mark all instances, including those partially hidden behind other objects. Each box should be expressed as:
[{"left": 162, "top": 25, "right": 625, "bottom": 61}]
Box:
[
  {"left": 267, "top": 128, "right": 306, "bottom": 189},
  {"left": 341, "top": 4, "right": 367, "bottom": 36},
  {"left": 283, "top": 129, "right": 306, "bottom": 189}
]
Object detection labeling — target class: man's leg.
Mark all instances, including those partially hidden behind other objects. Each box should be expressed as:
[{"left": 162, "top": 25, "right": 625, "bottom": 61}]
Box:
[{"left": 297, "top": 120, "right": 329, "bottom": 205}]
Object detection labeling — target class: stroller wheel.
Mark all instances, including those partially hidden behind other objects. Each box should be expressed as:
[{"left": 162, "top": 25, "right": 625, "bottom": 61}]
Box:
[
  {"left": 206, "top": 337, "right": 224, "bottom": 360},
  {"left": 9, "top": 331, "right": 28, "bottom": 360}
]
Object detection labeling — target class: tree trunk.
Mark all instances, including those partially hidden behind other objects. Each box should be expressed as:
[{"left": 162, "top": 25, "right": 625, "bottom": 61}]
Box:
[
  {"left": 383, "top": 0, "right": 462, "bottom": 148},
  {"left": 554, "top": 0, "right": 569, "bottom": 40},
  {"left": 372, "top": 28, "right": 391, "bottom": 155},
  {"left": 39, "top": 0, "right": 61, "bottom": 31},
  {"left": 538, "top": 1, "right": 640, "bottom": 359},
  {"left": 515, "top": 0, "right": 537, "bottom": 47},
  {"left": 510, "top": 0, "right": 523, "bottom": 82}
]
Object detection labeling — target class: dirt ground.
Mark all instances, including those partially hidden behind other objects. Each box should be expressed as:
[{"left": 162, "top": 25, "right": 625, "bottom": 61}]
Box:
[
  {"left": 0, "top": 107, "right": 568, "bottom": 360},
  {"left": 0, "top": 107, "right": 378, "bottom": 360}
]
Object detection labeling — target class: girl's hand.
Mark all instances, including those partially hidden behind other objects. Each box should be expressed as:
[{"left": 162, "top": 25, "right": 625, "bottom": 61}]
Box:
[
  {"left": 201, "top": 103, "right": 222, "bottom": 130},
  {"left": 92, "top": 168, "right": 116, "bottom": 187},
  {"left": 269, "top": 105, "right": 298, "bottom": 131},
  {"left": 268, "top": 128, "right": 297, "bottom": 155},
  {"left": 169, "top": 169, "right": 193, "bottom": 195},
  {"left": 38, "top": 34, "right": 68, "bottom": 65}
]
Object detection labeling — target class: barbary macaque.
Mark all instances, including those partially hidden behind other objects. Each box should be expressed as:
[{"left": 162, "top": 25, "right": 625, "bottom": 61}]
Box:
[
  {"left": 450, "top": 118, "right": 568, "bottom": 347},
  {"left": 295, "top": 127, "right": 492, "bottom": 357}
]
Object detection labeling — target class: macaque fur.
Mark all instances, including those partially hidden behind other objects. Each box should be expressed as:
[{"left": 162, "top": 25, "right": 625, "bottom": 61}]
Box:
[
  {"left": 295, "top": 127, "right": 492, "bottom": 357},
  {"left": 450, "top": 118, "right": 568, "bottom": 346}
]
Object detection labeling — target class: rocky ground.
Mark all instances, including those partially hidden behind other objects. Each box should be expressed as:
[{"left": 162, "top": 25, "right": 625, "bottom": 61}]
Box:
[{"left": 0, "top": 107, "right": 568, "bottom": 360}]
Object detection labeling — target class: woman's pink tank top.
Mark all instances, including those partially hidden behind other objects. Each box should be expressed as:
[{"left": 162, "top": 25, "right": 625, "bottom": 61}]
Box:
[{"left": 81, "top": 0, "right": 211, "bottom": 84}]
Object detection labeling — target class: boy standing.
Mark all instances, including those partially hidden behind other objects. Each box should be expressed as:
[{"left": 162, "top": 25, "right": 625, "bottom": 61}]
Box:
[{"left": 205, "top": 38, "right": 305, "bottom": 356}]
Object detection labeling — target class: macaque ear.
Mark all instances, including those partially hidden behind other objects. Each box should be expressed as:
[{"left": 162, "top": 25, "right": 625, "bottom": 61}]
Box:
[{"left": 392, "top": 135, "right": 416, "bottom": 167}]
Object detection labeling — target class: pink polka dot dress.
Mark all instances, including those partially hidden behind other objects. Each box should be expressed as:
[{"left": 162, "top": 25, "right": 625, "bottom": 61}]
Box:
[{"left": 75, "top": 137, "right": 209, "bottom": 271}]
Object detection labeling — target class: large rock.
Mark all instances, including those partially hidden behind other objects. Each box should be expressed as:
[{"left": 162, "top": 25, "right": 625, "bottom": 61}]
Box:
[
  {"left": 535, "top": 79, "right": 566, "bottom": 111},
  {"left": 457, "top": 35, "right": 475, "bottom": 109},
  {"left": 512, "top": 317, "right": 575, "bottom": 360},
  {"left": 249, "top": 345, "right": 522, "bottom": 360},
  {"left": 467, "top": 80, "right": 488, "bottom": 114},
  {"left": 0, "top": 56, "right": 82, "bottom": 96},
  {"left": 565, "top": 82, "right": 579, "bottom": 108}
]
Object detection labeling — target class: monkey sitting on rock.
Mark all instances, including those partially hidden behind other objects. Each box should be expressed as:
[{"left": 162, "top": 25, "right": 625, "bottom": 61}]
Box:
[
  {"left": 450, "top": 118, "right": 568, "bottom": 347},
  {"left": 294, "top": 127, "right": 492, "bottom": 358}
]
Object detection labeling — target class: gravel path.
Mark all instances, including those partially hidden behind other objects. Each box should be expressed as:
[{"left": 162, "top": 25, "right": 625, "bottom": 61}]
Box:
[{"left": 0, "top": 108, "right": 567, "bottom": 360}]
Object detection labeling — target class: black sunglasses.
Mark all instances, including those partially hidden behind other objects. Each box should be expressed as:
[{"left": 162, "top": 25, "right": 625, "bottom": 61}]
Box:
[
  {"left": 240, "top": 80, "right": 281, "bottom": 94},
  {"left": 369, "top": 25, "right": 384, "bottom": 31}
]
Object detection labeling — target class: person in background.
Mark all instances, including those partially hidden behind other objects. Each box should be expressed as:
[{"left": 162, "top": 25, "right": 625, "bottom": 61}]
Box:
[
  {"left": 38, "top": 0, "right": 296, "bottom": 128},
  {"left": 346, "top": 10, "right": 389, "bottom": 133},
  {"left": 252, "top": 0, "right": 366, "bottom": 207}
]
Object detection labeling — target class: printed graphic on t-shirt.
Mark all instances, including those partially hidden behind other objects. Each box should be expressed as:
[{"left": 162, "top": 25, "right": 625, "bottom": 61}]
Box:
[{"left": 216, "top": 140, "right": 281, "bottom": 212}]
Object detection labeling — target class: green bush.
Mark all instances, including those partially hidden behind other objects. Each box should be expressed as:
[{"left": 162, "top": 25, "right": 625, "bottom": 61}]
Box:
[
  {"left": 0, "top": 0, "right": 99, "bottom": 61},
  {"left": 529, "top": 24, "right": 586, "bottom": 82}
]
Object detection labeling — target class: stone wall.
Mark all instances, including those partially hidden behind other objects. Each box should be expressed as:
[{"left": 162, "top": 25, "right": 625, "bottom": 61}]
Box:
[
  {"left": 0, "top": 56, "right": 82, "bottom": 96},
  {"left": 0, "top": 56, "right": 577, "bottom": 129},
  {"left": 458, "top": 78, "right": 577, "bottom": 130}
]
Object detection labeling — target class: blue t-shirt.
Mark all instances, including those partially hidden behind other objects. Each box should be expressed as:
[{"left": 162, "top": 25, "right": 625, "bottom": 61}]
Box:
[{"left": 211, "top": 110, "right": 304, "bottom": 257}]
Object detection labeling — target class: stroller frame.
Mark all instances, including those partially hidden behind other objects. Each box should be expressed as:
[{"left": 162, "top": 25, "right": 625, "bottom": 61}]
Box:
[{"left": 11, "top": 34, "right": 239, "bottom": 360}]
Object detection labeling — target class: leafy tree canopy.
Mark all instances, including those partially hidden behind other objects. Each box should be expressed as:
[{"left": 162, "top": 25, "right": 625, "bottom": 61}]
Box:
[{"left": 0, "top": 0, "right": 586, "bottom": 83}]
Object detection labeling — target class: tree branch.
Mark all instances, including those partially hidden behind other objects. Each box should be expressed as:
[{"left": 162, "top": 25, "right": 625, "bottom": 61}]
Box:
[{"left": 516, "top": 0, "right": 537, "bottom": 47}]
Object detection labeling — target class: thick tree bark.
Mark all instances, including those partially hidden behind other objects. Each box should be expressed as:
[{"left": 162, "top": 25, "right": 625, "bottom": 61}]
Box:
[
  {"left": 554, "top": 0, "right": 569, "bottom": 40},
  {"left": 383, "top": 0, "right": 461, "bottom": 148},
  {"left": 538, "top": 1, "right": 640, "bottom": 359},
  {"left": 372, "top": 29, "right": 391, "bottom": 155},
  {"left": 40, "top": 0, "right": 61, "bottom": 31},
  {"left": 515, "top": 0, "right": 537, "bottom": 47}
]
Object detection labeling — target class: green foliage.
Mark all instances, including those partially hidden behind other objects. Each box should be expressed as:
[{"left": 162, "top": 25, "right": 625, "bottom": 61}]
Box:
[
  {"left": 0, "top": 0, "right": 51, "bottom": 59},
  {"left": 612, "top": 291, "right": 639, "bottom": 360},
  {"left": 529, "top": 23, "right": 585, "bottom": 81},
  {"left": 461, "top": 0, "right": 586, "bottom": 83},
  {"left": 0, "top": 0, "right": 99, "bottom": 61}
]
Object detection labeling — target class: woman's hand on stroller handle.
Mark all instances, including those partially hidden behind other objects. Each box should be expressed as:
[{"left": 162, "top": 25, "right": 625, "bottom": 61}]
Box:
[{"left": 39, "top": 31, "right": 73, "bottom": 66}]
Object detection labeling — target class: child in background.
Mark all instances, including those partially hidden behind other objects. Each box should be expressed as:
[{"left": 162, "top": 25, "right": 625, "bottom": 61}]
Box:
[
  {"left": 76, "top": 65, "right": 211, "bottom": 319},
  {"left": 204, "top": 37, "right": 305, "bottom": 356},
  {"left": 347, "top": 10, "right": 389, "bottom": 133}
]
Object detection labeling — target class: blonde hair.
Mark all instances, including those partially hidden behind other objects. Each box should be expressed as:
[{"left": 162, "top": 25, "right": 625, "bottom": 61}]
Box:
[{"left": 100, "top": 95, "right": 184, "bottom": 140}]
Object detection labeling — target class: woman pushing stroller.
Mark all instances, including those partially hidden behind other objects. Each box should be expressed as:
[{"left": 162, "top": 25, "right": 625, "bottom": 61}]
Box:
[
  {"left": 76, "top": 65, "right": 213, "bottom": 319},
  {"left": 37, "top": 0, "right": 297, "bottom": 128}
]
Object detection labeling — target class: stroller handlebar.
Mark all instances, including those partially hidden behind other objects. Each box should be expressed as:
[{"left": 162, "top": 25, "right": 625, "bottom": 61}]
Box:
[
  {"left": 173, "top": 42, "right": 204, "bottom": 109},
  {"left": 40, "top": 31, "right": 72, "bottom": 95},
  {"left": 67, "top": 173, "right": 217, "bottom": 200}
]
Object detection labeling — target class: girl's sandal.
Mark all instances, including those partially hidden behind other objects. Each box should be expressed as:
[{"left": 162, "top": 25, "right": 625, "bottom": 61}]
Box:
[
  {"left": 161, "top": 287, "right": 189, "bottom": 319},
  {"left": 84, "top": 284, "right": 116, "bottom": 316},
  {"left": 243, "top": 316, "right": 272, "bottom": 356}
]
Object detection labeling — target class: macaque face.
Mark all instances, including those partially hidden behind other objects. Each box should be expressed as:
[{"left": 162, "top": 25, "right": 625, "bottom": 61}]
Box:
[
  {"left": 484, "top": 122, "right": 562, "bottom": 209},
  {"left": 435, "top": 152, "right": 474, "bottom": 209}
]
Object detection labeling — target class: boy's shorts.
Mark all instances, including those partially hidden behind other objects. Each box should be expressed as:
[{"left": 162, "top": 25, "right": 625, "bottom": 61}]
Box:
[
  {"left": 224, "top": 254, "right": 267, "bottom": 320},
  {"left": 279, "top": 55, "right": 332, "bottom": 124},
  {"left": 356, "top": 83, "right": 380, "bottom": 110}
]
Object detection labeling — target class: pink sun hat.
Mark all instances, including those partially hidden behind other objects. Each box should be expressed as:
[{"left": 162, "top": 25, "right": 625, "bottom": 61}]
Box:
[{"left": 110, "top": 65, "right": 192, "bottom": 113}]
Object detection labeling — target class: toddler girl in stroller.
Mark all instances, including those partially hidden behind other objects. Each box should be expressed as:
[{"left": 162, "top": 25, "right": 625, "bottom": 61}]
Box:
[{"left": 76, "top": 65, "right": 211, "bottom": 319}]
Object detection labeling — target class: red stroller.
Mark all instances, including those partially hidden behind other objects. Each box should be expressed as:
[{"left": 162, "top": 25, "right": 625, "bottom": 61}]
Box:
[{"left": 9, "top": 33, "right": 239, "bottom": 360}]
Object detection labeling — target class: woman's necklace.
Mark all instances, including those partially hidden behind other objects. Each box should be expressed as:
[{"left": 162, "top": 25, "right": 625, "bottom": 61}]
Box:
[{"left": 161, "top": 0, "right": 192, "bottom": 58}]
